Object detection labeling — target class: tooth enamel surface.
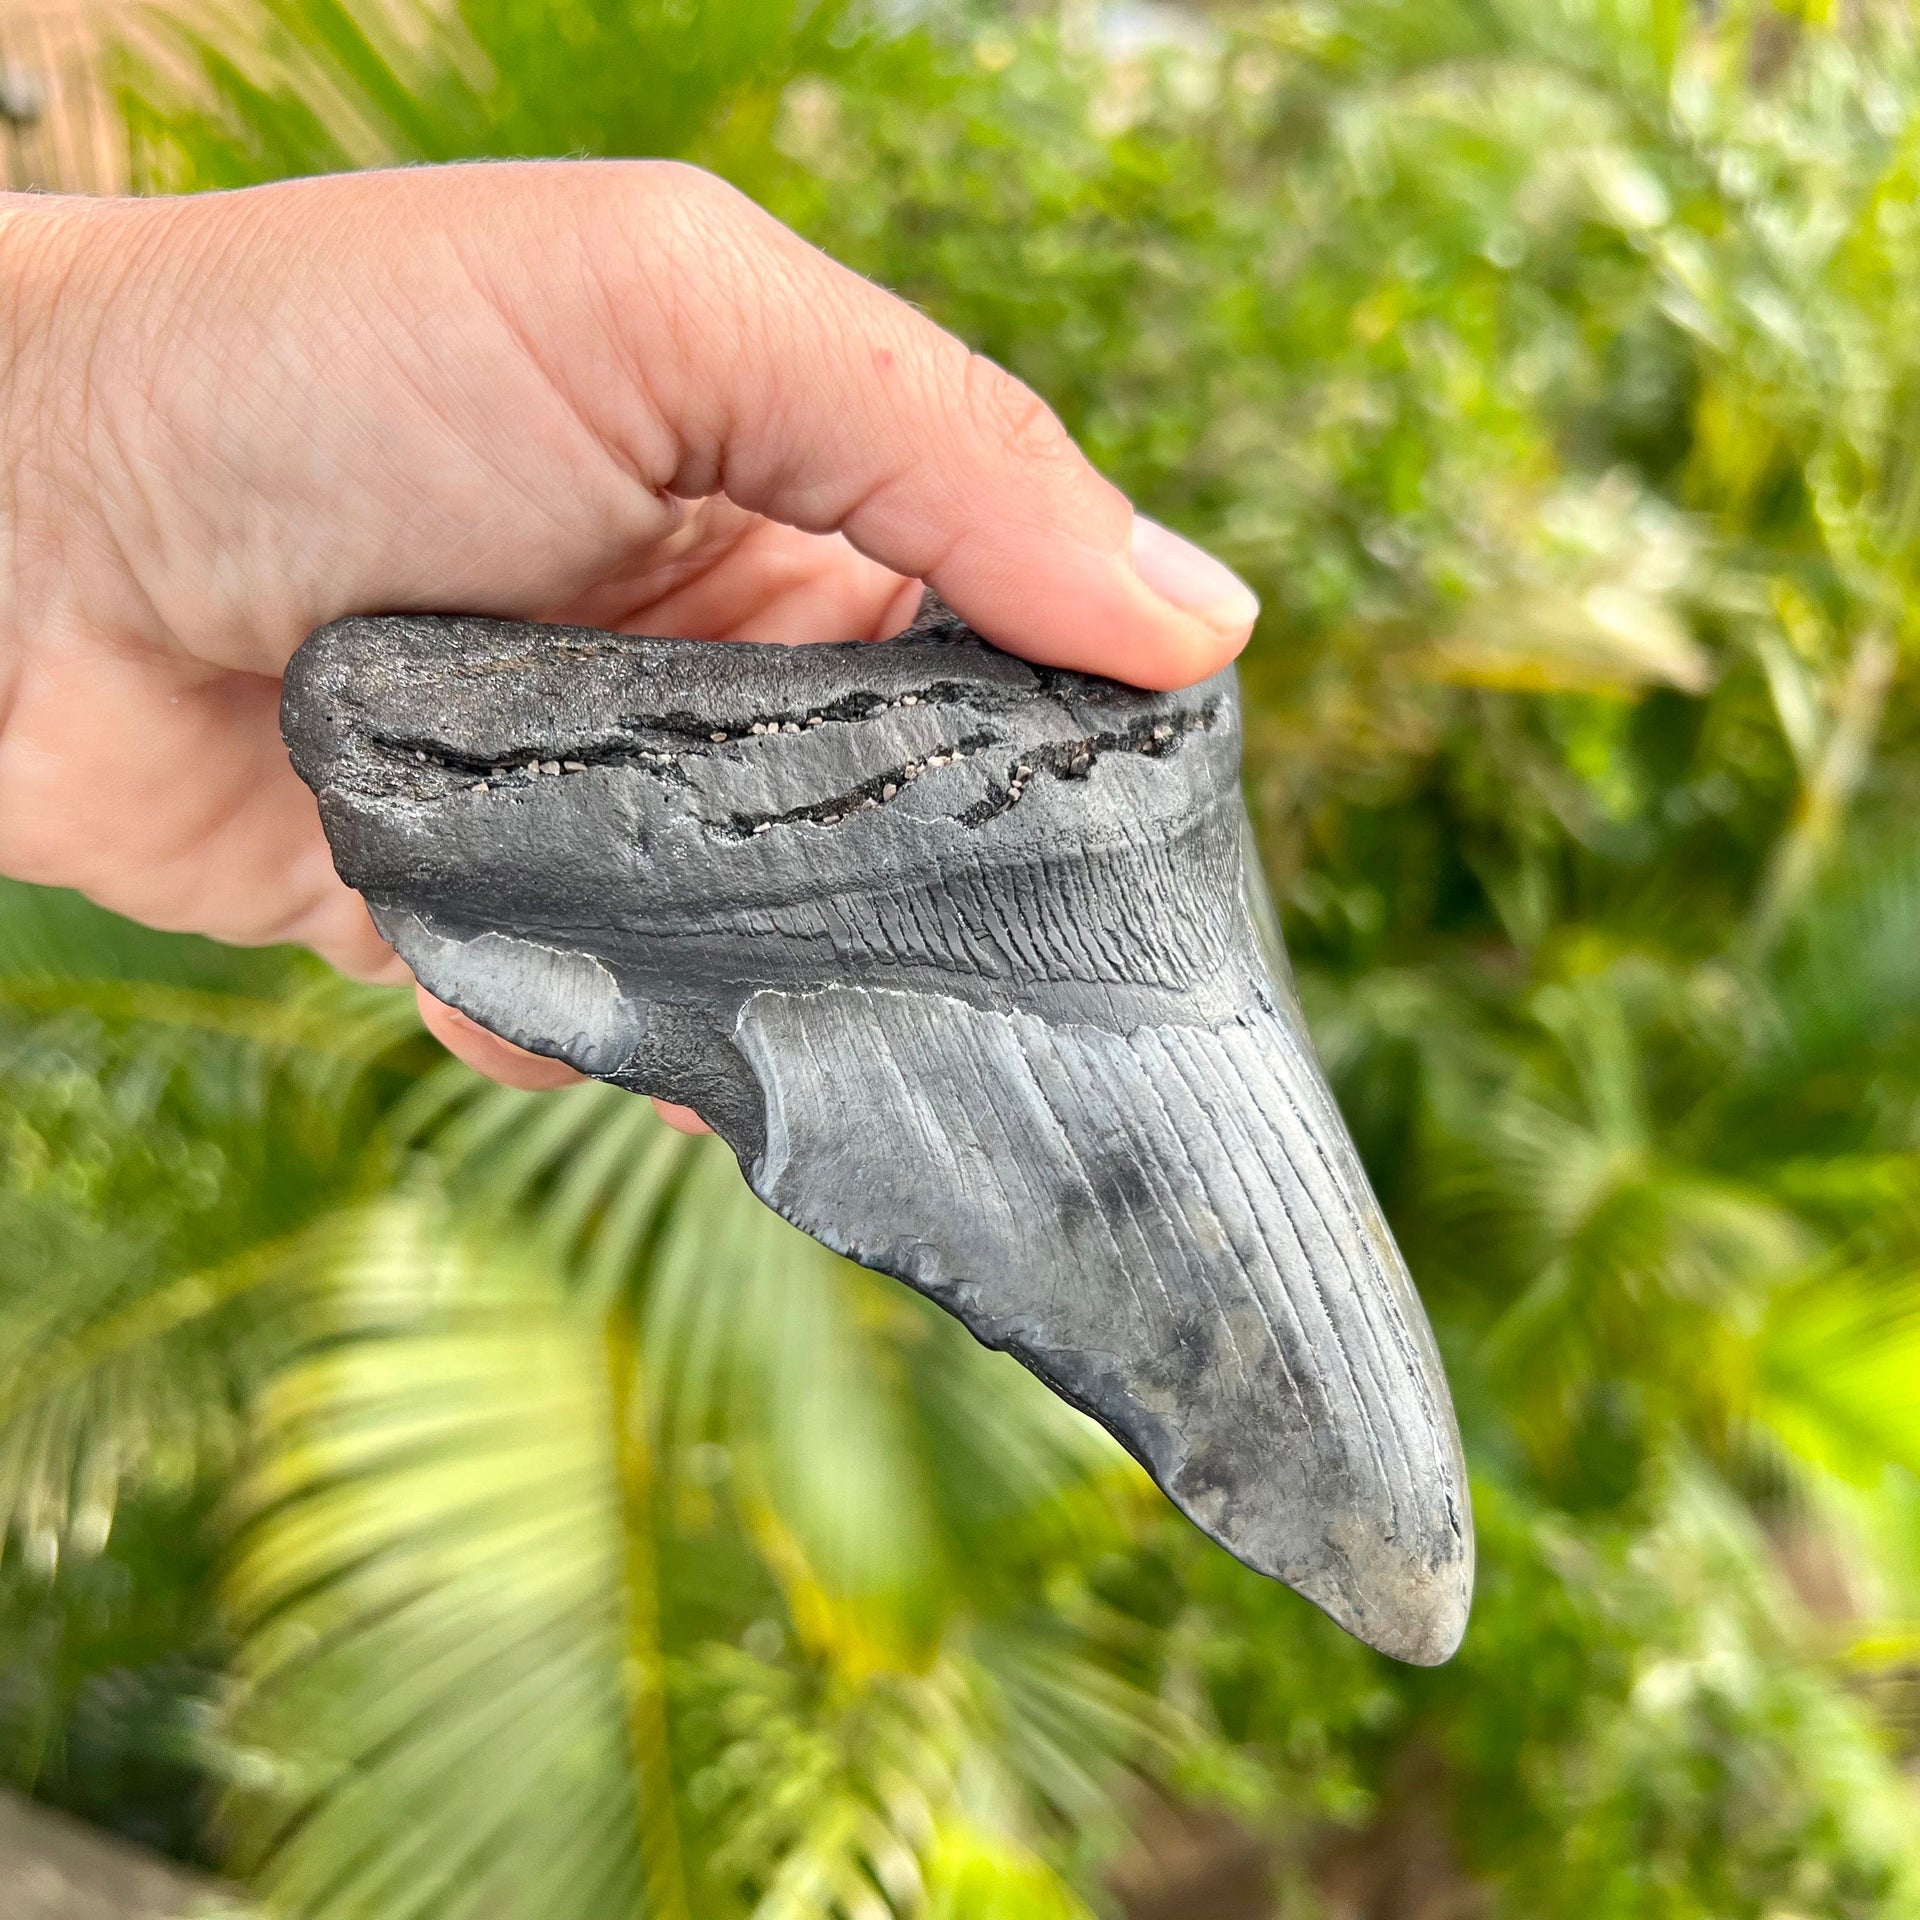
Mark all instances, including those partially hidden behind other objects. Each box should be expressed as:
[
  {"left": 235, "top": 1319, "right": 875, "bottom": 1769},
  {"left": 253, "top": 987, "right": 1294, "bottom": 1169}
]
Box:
[{"left": 281, "top": 594, "right": 1474, "bottom": 1664}]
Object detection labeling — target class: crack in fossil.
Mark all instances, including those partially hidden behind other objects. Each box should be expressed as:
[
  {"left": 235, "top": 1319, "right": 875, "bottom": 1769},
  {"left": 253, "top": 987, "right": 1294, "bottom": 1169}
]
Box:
[
  {"left": 725, "top": 730, "right": 1000, "bottom": 838},
  {"left": 958, "top": 704, "right": 1219, "bottom": 828},
  {"left": 368, "top": 736, "right": 692, "bottom": 795},
  {"left": 375, "top": 696, "right": 1218, "bottom": 813},
  {"left": 722, "top": 703, "right": 1219, "bottom": 840},
  {"left": 676, "top": 680, "right": 1011, "bottom": 738},
  {"left": 367, "top": 681, "right": 1055, "bottom": 796}
]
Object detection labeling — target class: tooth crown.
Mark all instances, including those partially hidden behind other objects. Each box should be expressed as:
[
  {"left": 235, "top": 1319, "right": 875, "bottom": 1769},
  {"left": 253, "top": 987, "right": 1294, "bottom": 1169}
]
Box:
[{"left": 283, "top": 603, "right": 1474, "bottom": 1664}]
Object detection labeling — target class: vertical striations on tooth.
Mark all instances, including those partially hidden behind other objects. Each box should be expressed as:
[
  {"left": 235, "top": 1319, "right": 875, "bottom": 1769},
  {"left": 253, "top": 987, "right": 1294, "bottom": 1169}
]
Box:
[
  {"left": 739, "top": 987, "right": 1469, "bottom": 1663},
  {"left": 280, "top": 593, "right": 1474, "bottom": 1664}
]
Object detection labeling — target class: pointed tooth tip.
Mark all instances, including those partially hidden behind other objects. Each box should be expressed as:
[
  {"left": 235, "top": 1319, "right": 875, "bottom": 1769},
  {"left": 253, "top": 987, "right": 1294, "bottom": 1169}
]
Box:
[
  {"left": 1190, "top": 1423, "right": 1476, "bottom": 1665},
  {"left": 1317, "top": 1555, "right": 1474, "bottom": 1667},
  {"left": 1267, "top": 1499, "right": 1476, "bottom": 1666}
]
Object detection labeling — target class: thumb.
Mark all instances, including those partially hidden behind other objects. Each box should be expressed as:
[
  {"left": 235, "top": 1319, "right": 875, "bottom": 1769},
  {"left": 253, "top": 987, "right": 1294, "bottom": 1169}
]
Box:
[{"left": 620, "top": 167, "right": 1257, "bottom": 691}]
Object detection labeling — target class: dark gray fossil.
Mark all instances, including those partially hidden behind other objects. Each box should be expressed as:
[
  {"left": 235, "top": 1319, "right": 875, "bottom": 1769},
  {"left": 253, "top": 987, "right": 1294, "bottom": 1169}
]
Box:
[{"left": 282, "top": 597, "right": 1473, "bottom": 1664}]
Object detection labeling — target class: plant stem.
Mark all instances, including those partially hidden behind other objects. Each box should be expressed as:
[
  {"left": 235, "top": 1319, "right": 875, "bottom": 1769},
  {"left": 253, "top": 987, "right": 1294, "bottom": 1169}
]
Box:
[
  {"left": 1744, "top": 628, "right": 1896, "bottom": 959},
  {"left": 605, "top": 1299, "right": 690, "bottom": 1920}
]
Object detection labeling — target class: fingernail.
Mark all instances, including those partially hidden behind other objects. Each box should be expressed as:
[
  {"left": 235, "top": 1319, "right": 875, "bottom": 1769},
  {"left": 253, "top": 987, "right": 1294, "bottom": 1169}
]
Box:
[{"left": 1131, "top": 515, "right": 1260, "bottom": 634}]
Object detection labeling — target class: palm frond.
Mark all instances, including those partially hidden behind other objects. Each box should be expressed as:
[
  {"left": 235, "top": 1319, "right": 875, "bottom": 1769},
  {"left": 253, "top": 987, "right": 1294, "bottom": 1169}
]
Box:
[
  {"left": 0, "top": 884, "right": 419, "bottom": 1556},
  {"left": 223, "top": 1197, "right": 660, "bottom": 1920},
  {"left": 643, "top": 1149, "right": 949, "bottom": 1658},
  {"left": 221, "top": 1192, "right": 1153, "bottom": 1920},
  {"left": 1758, "top": 1272, "right": 1920, "bottom": 1487},
  {"left": 122, "top": 0, "right": 874, "bottom": 192},
  {"left": 923, "top": 1826, "right": 1095, "bottom": 1920},
  {"left": 398, "top": 1067, "right": 698, "bottom": 1293}
]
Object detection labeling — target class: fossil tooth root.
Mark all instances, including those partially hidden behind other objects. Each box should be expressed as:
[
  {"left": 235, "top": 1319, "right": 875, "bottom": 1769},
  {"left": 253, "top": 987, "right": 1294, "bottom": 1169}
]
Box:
[{"left": 281, "top": 595, "right": 1474, "bottom": 1664}]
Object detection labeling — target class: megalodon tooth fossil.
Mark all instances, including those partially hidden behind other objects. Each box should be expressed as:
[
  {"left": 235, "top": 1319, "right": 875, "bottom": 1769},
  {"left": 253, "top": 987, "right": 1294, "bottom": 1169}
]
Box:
[{"left": 281, "top": 595, "right": 1473, "bottom": 1664}]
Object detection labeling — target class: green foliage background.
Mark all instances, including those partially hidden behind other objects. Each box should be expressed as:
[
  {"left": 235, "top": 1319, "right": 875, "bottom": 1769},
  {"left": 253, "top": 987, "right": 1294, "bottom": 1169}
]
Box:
[{"left": 2, "top": 0, "right": 1919, "bottom": 1913}]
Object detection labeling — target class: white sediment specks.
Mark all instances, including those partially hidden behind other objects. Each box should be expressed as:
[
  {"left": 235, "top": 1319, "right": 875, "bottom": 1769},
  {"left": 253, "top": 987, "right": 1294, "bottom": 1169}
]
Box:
[
  {"left": 821, "top": 813, "right": 841, "bottom": 826},
  {"left": 710, "top": 732, "right": 729, "bottom": 744},
  {"left": 414, "top": 750, "right": 427, "bottom": 762},
  {"left": 785, "top": 721, "right": 803, "bottom": 734},
  {"left": 882, "top": 783, "right": 897, "bottom": 800},
  {"left": 752, "top": 821, "right": 772, "bottom": 835},
  {"left": 1153, "top": 723, "right": 1173, "bottom": 741},
  {"left": 901, "top": 693, "right": 920, "bottom": 706},
  {"left": 563, "top": 761, "right": 587, "bottom": 773},
  {"left": 807, "top": 715, "right": 824, "bottom": 727},
  {"left": 473, "top": 782, "right": 488, "bottom": 794}
]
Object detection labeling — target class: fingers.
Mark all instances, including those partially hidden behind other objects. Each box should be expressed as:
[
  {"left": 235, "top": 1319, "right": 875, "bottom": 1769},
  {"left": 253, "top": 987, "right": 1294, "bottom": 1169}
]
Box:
[
  {"left": 544, "top": 499, "right": 921, "bottom": 647},
  {"left": 611, "top": 167, "right": 1257, "bottom": 691},
  {"left": 415, "top": 988, "right": 586, "bottom": 1091},
  {"left": 416, "top": 987, "right": 714, "bottom": 1133},
  {"left": 14, "top": 167, "right": 1248, "bottom": 694},
  {"left": 0, "top": 634, "right": 401, "bottom": 978}
]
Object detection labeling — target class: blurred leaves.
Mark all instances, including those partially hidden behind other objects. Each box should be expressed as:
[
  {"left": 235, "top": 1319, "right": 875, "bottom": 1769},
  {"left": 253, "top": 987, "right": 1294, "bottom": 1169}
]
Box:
[
  {"left": 0, "top": 0, "right": 1905, "bottom": 1913},
  {"left": 224, "top": 1198, "right": 655, "bottom": 1920}
]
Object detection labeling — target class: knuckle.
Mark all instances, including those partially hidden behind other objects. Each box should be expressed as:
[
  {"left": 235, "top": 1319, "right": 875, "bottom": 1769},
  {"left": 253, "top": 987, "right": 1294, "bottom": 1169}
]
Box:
[
  {"left": 628, "top": 161, "right": 794, "bottom": 318},
  {"left": 643, "top": 158, "right": 747, "bottom": 221},
  {"left": 639, "top": 160, "right": 772, "bottom": 270},
  {"left": 644, "top": 156, "right": 711, "bottom": 194}
]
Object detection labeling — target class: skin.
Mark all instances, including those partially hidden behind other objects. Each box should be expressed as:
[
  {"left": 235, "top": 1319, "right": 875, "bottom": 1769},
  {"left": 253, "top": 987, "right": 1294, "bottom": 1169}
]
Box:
[{"left": 0, "top": 162, "right": 1257, "bottom": 1129}]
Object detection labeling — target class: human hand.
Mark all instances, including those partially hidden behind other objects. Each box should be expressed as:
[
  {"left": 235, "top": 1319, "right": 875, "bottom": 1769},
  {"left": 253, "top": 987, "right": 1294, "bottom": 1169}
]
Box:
[{"left": 0, "top": 163, "right": 1257, "bottom": 1123}]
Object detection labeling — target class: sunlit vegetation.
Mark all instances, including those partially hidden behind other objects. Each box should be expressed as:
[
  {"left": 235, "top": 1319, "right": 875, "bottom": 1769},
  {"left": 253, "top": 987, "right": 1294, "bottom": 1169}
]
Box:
[{"left": 0, "top": 1, "right": 1916, "bottom": 1913}]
